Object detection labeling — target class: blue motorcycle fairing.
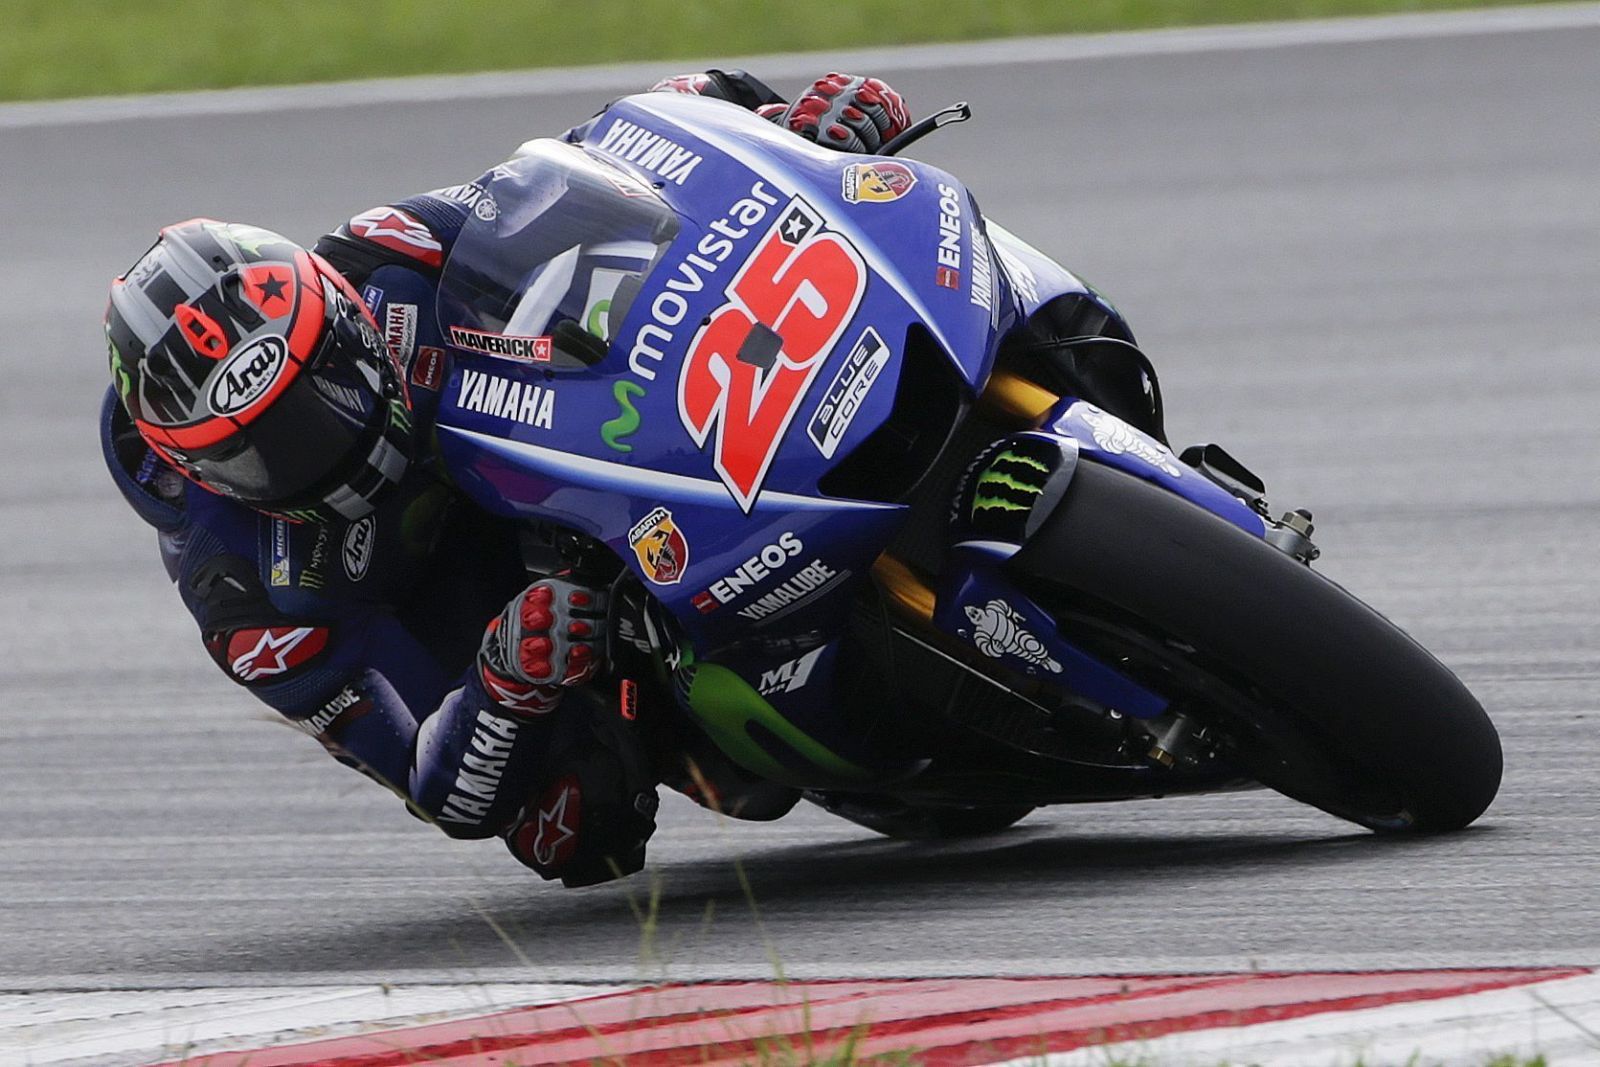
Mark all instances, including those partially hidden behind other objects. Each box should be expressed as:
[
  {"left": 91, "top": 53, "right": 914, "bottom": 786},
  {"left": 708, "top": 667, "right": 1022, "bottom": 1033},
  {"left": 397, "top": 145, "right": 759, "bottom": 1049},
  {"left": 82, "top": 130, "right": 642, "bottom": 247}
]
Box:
[
  {"left": 984, "top": 221, "right": 1133, "bottom": 338},
  {"left": 428, "top": 96, "right": 1226, "bottom": 785},
  {"left": 1051, "top": 401, "right": 1266, "bottom": 537},
  {"left": 434, "top": 95, "right": 1015, "bottom": 658},
  {"left": 935, "top": 562, "right": 1169, "bottom": 720}
]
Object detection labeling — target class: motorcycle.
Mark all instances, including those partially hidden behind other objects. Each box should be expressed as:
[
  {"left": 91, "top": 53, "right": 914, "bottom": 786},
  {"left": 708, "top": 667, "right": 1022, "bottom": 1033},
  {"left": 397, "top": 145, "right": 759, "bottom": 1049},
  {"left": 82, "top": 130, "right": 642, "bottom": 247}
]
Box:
[{"left": 430, "top": 91, "right": 1502, "bottom": 839}]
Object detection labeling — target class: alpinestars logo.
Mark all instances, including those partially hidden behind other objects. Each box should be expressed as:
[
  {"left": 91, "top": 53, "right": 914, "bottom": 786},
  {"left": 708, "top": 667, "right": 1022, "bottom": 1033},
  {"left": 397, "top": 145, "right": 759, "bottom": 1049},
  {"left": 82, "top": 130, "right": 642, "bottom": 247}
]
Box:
[
  {"left": 225, "top": 626, "right": 329, "bottom": 683},
  {"left": 971, "top": 449, "right": 1050, "bottom": 518},
  {"left": 678, "top": 198, "right": 868, "bottom": 512},
  {"left": 532, "top": 777, "right": 581, "bottom": 867}
]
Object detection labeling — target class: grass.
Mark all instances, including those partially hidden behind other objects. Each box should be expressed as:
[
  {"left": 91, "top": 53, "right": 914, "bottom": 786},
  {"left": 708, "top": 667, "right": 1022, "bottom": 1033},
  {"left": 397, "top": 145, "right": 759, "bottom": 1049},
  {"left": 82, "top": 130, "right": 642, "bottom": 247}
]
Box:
[{"left": 1, "top": 0, "right": 1568, "bottom": 102}]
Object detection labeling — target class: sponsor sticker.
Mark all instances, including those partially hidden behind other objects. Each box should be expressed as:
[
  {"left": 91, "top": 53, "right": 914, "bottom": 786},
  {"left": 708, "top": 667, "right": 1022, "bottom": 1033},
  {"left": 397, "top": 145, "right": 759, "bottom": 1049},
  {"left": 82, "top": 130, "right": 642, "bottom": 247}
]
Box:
[
  {"left": 342, "top": 515, "right": 375, "bottom": 582},
  {"left": 410, "top": 346, "right": 445, "bottom": 391},
  {"left": 934, "top": 182, "right": 964, "bottom": 291},
  {"left": 384, "top": 303, "right": 418, "bottom": 365},
  {"left": 454, "top": 368, "right": 555, "bottom": 429},
  {"left": 758, "top": 645, "right": 825, "bottom": 696},
  {"left": 361, "top": 284, "right": 384, "bottom": 311},
  {"left": 347, "top": 207, "right": 443, "bottom": 268},
  {"left": 437, "top": 709, "right": 521, "bottom": 826},
  {"left": 298, "top": 683, "right": 372, "bottom": 739},
  {"left": 207, "top": 335, "right": 287, "bottom": 416},
  {"left": 269, "top": 518, "right": 292, "bottom": 587},
  {"left": 1078, "top": 407, "right": 1183, "bottom": 477},
  {"left": 678, "top": 196, "right": 868, "bottom": 512},
  {"left": 962, "top": 599, "right": 1063, "bottom": 673},
  {"left": 432, "top": 181, "right": 498, "bottom": 221},
  {"left": 628, "top": 506, "right": 689, "bottom": 585},
  {"left": 601, "top": 380, "right": 645, "bottom": 453},
  {"left": 842, "top": 161, "right": 918, "bottom": 204},
  {"left": 220, "top": 626, "right": 330, "bottom": 683},
  {"left": 531, "top": 776, "right": 581, "bottom": 867},
  {"left": 995, "top": 241, "right": 1040, "bottom": 305},
  {"left": 969, "top": 222, "right": 996, "bottom": 315},
  {"left": 737, "top": 561, "right": 848, "bottom": 623},
  {"left": 448, "top": 325, "right": 551, "bottom": 363},
  {"left": 593, "top": 119, "right": 704, "bottom": 185},
  {"left": 627, "top": 180, "right": 779, "bottom": 384},
  {"left": 694, "top": 532, "right": 805, "bottom": 612},
  {"left": 807, "top": 326, "right": 890, "bottom": 459},
  {"left": 300, "top": 524, "right": 331, "bottom": 590}
]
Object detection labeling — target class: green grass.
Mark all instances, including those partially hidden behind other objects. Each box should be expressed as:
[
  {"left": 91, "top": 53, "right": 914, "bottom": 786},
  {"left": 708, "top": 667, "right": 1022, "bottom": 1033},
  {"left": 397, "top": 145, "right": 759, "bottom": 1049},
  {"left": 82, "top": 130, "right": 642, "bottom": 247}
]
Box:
[{"left": 0, "top": 0, "right": 1566, "bottom": 102}]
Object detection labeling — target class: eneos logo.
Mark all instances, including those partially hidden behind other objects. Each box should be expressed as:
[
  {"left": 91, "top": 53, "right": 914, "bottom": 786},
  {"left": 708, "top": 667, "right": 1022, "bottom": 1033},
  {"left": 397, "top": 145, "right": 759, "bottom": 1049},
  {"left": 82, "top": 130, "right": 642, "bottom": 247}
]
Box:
[
  {"left": 677, "top": 199, "right": 867, "bottom": 512},
  {"left": 207, "top": 335, "right": 287, "bottom": 416}
]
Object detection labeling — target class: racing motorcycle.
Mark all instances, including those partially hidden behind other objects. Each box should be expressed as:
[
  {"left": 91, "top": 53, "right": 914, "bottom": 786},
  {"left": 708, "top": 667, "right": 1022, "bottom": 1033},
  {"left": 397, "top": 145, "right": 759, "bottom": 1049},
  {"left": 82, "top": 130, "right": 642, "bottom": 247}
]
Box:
[{"left": 432, "top": 91, "right": 1502, "bottom": 839}]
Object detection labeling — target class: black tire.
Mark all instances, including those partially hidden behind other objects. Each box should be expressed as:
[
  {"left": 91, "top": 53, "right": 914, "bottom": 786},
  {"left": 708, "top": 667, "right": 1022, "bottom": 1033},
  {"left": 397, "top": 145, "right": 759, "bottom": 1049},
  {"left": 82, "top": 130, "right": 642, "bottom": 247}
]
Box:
[
  {"left": 806, "top": 791, "right": 1035, "bottom": 840},
  {"left": 1008, "top": 460, "right": 1502, "bottom": 832}
]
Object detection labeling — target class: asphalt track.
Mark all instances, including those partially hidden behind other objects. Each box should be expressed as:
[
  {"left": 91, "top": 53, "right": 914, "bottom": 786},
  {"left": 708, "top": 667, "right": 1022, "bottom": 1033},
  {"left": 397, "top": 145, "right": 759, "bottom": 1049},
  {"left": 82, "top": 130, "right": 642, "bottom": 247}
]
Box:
[{"left": 1, "top": 8, "right": 1597, "bottom": 994}]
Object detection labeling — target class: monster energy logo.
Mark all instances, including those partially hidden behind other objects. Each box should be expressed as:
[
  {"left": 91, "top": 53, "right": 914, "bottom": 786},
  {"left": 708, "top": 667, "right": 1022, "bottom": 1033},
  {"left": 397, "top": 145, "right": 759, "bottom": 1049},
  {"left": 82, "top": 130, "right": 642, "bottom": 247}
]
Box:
[
  {"left": 107, "top": 337, "right": 133, "bottom": 400},
  {"left": 971, "top": 449, "right": 1050, "bottom": 517},
  {"left": 389, "top": 397, "right": 412, "bottom": 432}
]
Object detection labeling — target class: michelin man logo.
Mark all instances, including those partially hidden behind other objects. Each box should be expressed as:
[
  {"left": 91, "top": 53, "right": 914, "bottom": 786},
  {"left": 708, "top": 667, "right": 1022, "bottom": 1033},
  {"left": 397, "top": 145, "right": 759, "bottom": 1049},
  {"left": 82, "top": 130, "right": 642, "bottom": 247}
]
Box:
[
  {"left": 1079, "top": 407, "right": 1182, "bottom": 477},
  {"left": 963, "top": 599, "right": 1062, "bottom": 673}
]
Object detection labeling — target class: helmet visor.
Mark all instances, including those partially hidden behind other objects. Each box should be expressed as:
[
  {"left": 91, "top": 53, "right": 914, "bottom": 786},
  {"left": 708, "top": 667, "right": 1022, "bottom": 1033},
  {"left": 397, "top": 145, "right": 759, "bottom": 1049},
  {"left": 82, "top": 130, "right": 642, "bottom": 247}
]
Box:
[{"left": 175, "top": 310, "right": 392, "bottom": 507}]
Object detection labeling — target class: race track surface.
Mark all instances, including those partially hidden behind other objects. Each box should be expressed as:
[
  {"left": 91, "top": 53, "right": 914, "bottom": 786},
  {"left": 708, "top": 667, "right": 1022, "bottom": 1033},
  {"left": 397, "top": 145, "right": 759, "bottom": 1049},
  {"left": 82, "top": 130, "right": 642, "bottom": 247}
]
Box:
[{"left": 1, "top": 11, "right": 1597, "bottom": 990}]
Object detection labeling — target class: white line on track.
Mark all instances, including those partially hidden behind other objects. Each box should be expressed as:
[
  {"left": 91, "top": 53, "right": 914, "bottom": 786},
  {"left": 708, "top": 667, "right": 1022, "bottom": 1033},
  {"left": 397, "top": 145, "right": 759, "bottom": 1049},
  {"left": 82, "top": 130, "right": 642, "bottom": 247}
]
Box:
[
  {"left": 0, "top": 983, "right": 633, "bottom": 1065},
  {"left": 2, "top": 3, "right": 1598, "bottom": 130},
  {"left": 1005, "top": 972, "right": 1600, "bottom": 1067}
]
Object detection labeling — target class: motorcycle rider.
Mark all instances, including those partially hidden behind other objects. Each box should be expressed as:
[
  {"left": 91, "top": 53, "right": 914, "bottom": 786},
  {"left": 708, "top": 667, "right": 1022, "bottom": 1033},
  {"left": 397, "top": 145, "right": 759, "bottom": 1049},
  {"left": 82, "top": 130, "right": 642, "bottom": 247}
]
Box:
[{"left": 102, "top": 70, "right": 915, "bottom": 887}]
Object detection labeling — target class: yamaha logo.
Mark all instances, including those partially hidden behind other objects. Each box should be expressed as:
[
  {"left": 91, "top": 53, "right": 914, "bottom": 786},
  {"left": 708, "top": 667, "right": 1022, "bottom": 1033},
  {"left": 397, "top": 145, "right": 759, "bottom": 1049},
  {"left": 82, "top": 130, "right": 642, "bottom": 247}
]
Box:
[
  {"left": 207, "top": 335, "right": 288, "bottom": 416},
  {"left": 341, "top": 516, "right": 375, "bottom": 582}
]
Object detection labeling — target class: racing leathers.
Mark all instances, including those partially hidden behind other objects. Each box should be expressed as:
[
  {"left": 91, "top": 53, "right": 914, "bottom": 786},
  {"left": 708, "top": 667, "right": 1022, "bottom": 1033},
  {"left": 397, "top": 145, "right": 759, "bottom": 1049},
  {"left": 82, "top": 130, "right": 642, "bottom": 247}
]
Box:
[{"left": 101, "top": 69, "right": 911, "bottom": 887}]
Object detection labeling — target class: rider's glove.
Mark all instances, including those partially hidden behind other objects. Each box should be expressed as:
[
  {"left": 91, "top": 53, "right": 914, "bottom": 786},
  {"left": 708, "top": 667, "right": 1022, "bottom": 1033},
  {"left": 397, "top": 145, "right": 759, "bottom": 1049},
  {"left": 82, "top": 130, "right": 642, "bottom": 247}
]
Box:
[
  {"left": 649, "top": 72, "right": 715, "bottom": 96},
  {"left": 776, "top": 73, "right": 911, "bottom": 154},
  {"left": 505, "top": 738, "right": 659, "bottom": 887},
  {"left": 478, "top": 578, "right": 607, "bottom": 716}
]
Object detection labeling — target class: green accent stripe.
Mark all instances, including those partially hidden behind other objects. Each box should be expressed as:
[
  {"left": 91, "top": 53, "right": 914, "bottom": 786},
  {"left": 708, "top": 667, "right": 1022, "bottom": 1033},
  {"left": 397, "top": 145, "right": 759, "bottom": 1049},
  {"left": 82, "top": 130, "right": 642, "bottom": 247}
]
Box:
[{"left": 681, "top": 663, "right": 872, "bottom": 787}]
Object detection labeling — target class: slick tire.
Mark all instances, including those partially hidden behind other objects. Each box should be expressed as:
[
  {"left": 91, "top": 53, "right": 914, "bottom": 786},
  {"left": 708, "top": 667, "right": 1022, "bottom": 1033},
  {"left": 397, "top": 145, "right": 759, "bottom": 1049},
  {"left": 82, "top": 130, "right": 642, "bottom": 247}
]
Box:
[{"left": 1008, "top": 460, "right": 1502, "bottom": 833}]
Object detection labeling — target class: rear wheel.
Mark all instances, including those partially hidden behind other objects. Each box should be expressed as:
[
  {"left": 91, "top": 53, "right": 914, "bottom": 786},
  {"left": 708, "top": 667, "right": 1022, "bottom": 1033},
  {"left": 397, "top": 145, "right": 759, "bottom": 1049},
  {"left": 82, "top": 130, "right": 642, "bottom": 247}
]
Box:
[{"left": 1008, "top": 460, "right": 1502, "bottom": 832}]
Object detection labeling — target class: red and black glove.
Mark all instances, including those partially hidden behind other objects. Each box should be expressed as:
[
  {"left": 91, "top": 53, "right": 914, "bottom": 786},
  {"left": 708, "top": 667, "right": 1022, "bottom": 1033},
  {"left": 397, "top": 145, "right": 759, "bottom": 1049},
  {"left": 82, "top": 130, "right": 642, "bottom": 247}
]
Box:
[
  {"left": 478, "top": 578, "right": 607, "bottom": 716},
  {"left": 777, "top": 73, "right": 911, "bottom": 154}
]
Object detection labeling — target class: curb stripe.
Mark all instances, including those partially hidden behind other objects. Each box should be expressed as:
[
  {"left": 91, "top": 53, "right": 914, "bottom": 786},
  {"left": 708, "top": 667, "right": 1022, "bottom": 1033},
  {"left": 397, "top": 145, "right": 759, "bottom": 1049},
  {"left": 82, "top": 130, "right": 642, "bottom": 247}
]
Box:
[{"left": 165, "top": 968, "right": 1586, "bottom": 1066}]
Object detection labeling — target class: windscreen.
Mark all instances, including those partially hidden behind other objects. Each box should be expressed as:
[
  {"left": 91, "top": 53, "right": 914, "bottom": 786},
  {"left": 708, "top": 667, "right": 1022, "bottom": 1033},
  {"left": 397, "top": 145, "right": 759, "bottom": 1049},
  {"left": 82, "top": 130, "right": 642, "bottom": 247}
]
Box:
[{"left": 437, "top": 140, "right": 682, "bottom": 367}]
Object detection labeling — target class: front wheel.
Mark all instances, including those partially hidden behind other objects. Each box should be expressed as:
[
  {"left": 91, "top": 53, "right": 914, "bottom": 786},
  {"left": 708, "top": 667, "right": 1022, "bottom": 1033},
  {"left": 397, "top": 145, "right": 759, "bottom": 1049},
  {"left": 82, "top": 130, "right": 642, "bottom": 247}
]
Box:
[{"left": 1008, "top": 460, "right": 1502, "bottom": 832}]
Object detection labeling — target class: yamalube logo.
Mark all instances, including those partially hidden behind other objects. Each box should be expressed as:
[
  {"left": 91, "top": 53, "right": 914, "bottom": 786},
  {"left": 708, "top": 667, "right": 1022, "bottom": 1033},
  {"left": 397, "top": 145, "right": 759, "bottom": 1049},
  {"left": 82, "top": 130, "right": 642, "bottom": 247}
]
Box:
[
  {"left": 208, "top": 335, "right": 287, "bottom": 416},
  {"left": 342, "top": 516, "right": 375, "bottom": 581}
]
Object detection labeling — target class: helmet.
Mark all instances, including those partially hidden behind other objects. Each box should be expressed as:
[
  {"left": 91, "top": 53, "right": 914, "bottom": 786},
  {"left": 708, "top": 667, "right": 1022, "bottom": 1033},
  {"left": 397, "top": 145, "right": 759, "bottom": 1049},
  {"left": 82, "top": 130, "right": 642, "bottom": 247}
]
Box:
[{"left": 106, "top": 219, "right": 413, "bottom": 523}]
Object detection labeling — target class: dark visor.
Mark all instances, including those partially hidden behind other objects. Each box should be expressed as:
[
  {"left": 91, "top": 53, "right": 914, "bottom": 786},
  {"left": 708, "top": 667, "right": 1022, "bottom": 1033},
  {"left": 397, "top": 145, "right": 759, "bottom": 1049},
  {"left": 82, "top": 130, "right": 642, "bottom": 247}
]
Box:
[{"left": 179, "top": 314, "right": 386, "bottom": 506}]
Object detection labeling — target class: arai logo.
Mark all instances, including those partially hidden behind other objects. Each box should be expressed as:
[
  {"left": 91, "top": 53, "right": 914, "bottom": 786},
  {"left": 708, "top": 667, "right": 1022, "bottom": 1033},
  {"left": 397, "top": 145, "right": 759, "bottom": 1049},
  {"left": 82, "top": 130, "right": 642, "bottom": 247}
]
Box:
[
  {"left": 342, "top": 516, "right": 375, "bottom": 582},
  {"left": 207, "top": 336, "right": 287, "bottom": 416}
]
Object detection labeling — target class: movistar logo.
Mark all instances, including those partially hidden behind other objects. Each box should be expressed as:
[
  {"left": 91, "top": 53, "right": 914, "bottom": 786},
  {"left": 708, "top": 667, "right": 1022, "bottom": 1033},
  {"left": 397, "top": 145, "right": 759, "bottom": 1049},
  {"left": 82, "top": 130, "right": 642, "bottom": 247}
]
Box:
[
  {"left": 971, "top": 449, "right": 1050, "bottom": 516},
  {"left": 601, "top": 380, "right": 645, "bottom": 452}
]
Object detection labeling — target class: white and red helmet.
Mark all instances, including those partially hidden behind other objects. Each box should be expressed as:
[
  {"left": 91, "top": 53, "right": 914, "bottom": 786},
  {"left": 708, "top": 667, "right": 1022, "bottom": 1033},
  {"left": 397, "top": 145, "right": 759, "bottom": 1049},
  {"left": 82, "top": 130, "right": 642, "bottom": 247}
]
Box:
[{"left": 106, "top": 219, "right": 412, "bottom": 522}]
